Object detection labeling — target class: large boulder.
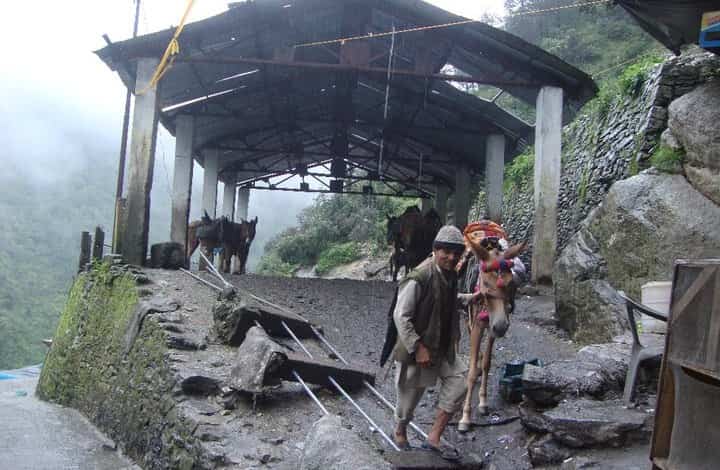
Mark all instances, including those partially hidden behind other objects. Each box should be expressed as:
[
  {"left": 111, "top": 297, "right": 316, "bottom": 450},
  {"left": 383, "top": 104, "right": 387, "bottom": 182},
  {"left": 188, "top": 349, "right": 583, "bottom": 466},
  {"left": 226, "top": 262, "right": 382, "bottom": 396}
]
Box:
[
  {"left": 300, "top": 415, "right": 391, "bottom": 470},
  {"left": 555, "top": 170, "right": 720, "bottom": 343},
  {"left": 668, "top": 81, "right": 720, "bottom": 205}
]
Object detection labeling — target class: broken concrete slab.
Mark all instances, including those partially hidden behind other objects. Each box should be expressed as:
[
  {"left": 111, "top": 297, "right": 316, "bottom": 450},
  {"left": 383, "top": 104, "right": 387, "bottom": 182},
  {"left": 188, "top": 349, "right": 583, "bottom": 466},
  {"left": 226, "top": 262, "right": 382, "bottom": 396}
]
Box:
[
  {"left": 520, "top": 399, "right": 652, "bottom": 448},
  {"left": 230, "top": 327, "right": 289, "bottom": 394},
  {"left": 300, "top": 415, "right": 392, "bottom": 470},
  {"left": 213, "top": 298, "right": 318, "bottom": 346},
  {"left": 229, "top": 326, "right": 375, "bottom": 393},
  {"left": 277, "top": 352, "right": 375, "bottom": 390}
]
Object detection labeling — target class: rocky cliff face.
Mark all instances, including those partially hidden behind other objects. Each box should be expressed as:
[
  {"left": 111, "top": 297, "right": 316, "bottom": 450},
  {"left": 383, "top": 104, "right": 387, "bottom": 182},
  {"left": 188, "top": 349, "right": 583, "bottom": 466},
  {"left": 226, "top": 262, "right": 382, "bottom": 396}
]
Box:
[{"left": 555, "top": 171, "right": 720, "bottom": 342}]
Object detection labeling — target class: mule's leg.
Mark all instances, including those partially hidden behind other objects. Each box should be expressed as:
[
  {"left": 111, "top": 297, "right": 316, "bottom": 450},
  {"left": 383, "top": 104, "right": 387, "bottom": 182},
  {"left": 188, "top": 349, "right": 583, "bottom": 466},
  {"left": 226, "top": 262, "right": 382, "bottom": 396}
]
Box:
[
  {"left": 458, "top": 323, "right": 484, "bottom": 432},
  {"left": 478, "top": 335, "right": 495, "bottom": 415}
]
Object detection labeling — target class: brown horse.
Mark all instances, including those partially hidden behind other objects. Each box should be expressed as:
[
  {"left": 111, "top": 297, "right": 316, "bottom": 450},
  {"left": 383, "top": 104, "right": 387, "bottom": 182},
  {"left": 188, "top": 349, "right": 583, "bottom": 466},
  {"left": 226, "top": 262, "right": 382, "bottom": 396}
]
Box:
[
  {"left": 187, "top": 212, "right": 224, "bottom": 268},
  {"left": 220, "top": 217, "right": 257, "bottom": 274},
  {"left": 458, "top": 234, "right": 526, "bottom": 432}
]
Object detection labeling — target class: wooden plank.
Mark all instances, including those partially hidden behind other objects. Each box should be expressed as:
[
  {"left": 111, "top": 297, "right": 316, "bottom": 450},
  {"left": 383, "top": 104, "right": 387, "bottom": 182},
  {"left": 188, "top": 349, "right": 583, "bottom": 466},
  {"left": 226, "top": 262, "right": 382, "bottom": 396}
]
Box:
[
  {"left": 669, "top": 266, "right": 715, "bottom": 325},
  {"left": 92, "top": 226, "right": 105, "bottom": 260},
  {"left": 706, "top": 270, "right": 720, "bottom": 373},
  {"left": 78, "top": 231, "right": 91, "bottom": 272},
  {"left": 650, "top": 354, "right": 675, "bottom": 463},
  {"left": 278, "top": 352, "right": 375, "bottom": 390}
]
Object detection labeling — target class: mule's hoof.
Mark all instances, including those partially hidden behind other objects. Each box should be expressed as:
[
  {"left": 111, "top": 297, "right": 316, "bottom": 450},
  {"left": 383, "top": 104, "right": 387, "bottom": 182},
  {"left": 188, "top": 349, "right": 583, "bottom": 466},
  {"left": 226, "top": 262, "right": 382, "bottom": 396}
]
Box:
[
  {"left": 478, "top": 405, "right": 489, "bottom": 416},
  {"left": 457, "top": 421, "right": 471, "bottom": 433}
]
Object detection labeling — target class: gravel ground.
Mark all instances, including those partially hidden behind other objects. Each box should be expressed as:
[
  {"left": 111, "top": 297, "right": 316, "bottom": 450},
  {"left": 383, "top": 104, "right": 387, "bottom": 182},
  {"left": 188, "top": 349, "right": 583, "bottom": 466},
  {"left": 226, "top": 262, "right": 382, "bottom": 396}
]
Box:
[{"left": 148, "top": 270, "right": 653, "bottom": 469}]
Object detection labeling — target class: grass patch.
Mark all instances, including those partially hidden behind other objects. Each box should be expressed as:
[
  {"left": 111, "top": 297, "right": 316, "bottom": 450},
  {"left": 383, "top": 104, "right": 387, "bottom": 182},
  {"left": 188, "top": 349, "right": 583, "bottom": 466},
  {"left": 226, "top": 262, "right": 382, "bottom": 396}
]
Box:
[
  {"left": 504, "top": 150, "right": 534, "bottom": 192},
  {"left": 315, "top": 242, "right": 362, "bottom": 275},
  {"left": 650, "top": 145, "right": 684, "bottom": 173},
  {"left": 256, "top": 251, "right": 299, "bottom": 277},
  {"left": 577, "top": 168, "right": 590, "bottom": 204}
]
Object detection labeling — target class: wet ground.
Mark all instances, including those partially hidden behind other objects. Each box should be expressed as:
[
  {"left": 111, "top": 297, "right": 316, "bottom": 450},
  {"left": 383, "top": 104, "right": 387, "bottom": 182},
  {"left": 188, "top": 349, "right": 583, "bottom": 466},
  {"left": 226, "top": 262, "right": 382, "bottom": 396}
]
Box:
[
  {"left": 164, "top": 271, "right": 654, "bottom": 469},
  {"left": 0, "top": 372, "right": 138, "bottom": 470}
]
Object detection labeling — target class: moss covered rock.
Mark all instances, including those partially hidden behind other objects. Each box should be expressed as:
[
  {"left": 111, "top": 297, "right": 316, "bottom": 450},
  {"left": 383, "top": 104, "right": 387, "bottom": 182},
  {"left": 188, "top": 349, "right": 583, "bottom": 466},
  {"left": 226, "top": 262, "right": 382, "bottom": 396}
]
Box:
[
  {"left": 555, "top": 170, "right": 720, "bottom": 343},
  {"left": 37, "top": 264, "right": 210, "bottom": 469}
]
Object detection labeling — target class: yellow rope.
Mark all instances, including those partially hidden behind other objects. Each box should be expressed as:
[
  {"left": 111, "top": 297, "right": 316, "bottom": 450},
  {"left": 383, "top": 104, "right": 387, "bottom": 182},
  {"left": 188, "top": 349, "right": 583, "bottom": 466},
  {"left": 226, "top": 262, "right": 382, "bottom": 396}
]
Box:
[
  {"left": 137, "top": 0, "right": 196, "bottom": 95},
  {"left": 294, "top": 0, "right": 612, "bottom": 49}
]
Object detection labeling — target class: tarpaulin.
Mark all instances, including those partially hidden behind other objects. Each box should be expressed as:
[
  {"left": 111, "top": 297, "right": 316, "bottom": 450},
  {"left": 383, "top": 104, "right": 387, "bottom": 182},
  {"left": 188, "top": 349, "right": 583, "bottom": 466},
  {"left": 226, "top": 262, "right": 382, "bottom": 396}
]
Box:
[{"left": 616, "top": 1, "right": 720, "bottom": 54}]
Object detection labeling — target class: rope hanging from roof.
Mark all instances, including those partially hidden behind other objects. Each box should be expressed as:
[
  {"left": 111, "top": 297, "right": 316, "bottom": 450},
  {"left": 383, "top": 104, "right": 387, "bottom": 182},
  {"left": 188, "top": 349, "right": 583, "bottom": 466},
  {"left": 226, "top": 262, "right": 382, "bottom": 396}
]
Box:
[
  {"left": 377, "top": 25, "right": 396, "bottom": 181},
  {"left": 137, "top": 0, "right": 195, "bottom": 96}
]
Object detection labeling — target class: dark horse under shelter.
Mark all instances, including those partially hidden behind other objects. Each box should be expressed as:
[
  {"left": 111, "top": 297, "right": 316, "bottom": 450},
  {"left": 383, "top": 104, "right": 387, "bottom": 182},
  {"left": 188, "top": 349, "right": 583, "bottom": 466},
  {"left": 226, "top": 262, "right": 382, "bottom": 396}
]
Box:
[{"left": 386, "top": 206, "right": 443, "bottom": 281}]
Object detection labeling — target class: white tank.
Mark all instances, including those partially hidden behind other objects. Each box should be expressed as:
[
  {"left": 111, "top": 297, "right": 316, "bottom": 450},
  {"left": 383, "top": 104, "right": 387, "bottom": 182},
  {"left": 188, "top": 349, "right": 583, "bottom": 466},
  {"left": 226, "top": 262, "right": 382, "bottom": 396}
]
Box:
[{"left": 640, "top": 281, "right": 672, "bottom": 334}]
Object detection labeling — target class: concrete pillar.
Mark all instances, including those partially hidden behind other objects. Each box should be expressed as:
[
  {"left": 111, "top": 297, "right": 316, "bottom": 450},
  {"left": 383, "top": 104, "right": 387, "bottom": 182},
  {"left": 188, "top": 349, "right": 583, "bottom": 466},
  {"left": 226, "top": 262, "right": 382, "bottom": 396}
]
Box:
[
  {"left": 122, "top": 57, "right": 160, "bottom": 266},
  {"left": 222, "top": 175, "right": 237, "bottom": 220},
  {"left": 532, "top": 86, "right": 563, "bottom": 284},
  {"left": 170, "top": 115, "right": 194, "bottom": 251},
  {"left": 420, "top": 196, "right": 432, "bottom": 214},
  {"left": 435, "top": 185, "right": 449, "bottom": 223},
  {"left": 201, "top": 149, "right": 219, "bottom": 218},
  {"left": 236, "top": 188, "right": 250, "bottom": 221},
  {"left": 454, "top": 165, "right": 471, "bottom": 230},
  {"left": 485, "top": 134, "right": 506, "bottom": 223}
]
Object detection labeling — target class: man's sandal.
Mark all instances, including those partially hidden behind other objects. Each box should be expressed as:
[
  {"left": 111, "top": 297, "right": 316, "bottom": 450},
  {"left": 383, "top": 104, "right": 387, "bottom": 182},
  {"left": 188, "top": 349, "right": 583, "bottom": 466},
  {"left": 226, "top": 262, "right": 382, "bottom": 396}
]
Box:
[{"left": 421, "top": 441, "right": 461, "bottom": 461}]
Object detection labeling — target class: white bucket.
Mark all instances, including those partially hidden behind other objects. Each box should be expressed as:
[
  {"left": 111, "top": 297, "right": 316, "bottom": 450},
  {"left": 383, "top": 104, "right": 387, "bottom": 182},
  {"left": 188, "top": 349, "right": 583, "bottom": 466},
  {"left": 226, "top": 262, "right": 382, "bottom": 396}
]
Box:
[{"left": 640, "top": 281, "right": 671, "bottom": 334}]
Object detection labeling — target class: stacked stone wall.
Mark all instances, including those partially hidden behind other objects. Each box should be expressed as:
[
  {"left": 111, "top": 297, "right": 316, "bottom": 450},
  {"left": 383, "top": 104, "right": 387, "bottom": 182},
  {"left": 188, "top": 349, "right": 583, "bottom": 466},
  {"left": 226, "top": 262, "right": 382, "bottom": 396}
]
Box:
[{"left": 484, "top": 50, "right": 720, "bottom": 268}]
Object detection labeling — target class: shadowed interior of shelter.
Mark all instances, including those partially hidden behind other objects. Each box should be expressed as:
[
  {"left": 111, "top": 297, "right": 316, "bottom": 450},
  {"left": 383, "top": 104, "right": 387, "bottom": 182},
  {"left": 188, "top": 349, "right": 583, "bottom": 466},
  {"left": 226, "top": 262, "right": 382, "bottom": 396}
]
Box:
[{"left": 95, "top": 0, "right": 597, "bottom": 271}]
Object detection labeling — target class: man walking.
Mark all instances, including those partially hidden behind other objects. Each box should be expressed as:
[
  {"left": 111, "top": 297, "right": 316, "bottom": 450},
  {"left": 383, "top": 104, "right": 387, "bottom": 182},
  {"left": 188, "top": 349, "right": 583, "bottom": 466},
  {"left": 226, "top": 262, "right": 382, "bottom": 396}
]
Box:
[{"left": 385, "top": 225, "right": 467, "bottom": 460}]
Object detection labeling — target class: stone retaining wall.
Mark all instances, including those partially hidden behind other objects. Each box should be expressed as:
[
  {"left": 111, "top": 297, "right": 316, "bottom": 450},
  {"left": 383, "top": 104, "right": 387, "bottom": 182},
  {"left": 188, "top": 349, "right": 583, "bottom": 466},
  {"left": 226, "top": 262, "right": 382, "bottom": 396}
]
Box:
[{"left": 37, "top": 266, "right": 211, "bottom": 470}]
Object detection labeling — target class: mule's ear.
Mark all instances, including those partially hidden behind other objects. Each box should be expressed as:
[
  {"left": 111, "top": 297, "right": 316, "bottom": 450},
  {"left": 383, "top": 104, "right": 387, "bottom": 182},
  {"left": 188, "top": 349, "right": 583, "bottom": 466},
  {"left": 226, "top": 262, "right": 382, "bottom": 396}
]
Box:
[{"left": 504, "top": 241, "right": 527, "bottom": 260}]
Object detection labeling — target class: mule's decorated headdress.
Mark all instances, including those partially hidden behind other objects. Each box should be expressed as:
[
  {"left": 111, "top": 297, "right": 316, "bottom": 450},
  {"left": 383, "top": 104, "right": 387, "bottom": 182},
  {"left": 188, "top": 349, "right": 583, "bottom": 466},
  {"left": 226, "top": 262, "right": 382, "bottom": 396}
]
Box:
[{"left": 463, "top": 220, "right": 506, "bottom": 240}]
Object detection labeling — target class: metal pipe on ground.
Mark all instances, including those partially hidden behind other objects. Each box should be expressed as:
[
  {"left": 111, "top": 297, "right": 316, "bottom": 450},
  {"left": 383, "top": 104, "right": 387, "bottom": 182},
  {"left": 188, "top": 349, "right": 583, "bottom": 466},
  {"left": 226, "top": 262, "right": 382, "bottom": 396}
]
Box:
[
  {"left": 211, "top": 272, "right": 433, "bottom": 443},
  {"left": 252, "top": 320, "right": 329, "bottom": 416},
  {"left": 279, "top": 321, "right": 400, "bottom": 451},
  {"left": 182, "top": 263, "right": 430, "bottom": 446},
  {"left": 180, "top": 268, "right": 331, "bottom": 417}
]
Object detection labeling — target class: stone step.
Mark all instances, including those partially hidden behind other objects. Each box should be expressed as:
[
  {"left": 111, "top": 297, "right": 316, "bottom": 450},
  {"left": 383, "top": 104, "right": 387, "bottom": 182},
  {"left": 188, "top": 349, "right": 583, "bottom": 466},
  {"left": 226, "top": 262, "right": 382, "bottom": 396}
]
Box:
[
  {"left": 385, "top": 450, "right": 484, "bottom": 469},
  {"left": 520, "top": 399, "right": 652, "bottom": 448}
]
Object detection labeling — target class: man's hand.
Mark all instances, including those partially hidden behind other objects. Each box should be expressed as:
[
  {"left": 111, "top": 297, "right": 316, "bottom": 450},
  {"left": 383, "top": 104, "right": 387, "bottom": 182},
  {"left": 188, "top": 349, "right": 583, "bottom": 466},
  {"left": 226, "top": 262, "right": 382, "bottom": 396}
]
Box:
[
  {"left": 470, "top": 291, "right": 485, "bottom": 304},
  {"left": 415, "top": 342, "right": 432, "bottom": 368}
]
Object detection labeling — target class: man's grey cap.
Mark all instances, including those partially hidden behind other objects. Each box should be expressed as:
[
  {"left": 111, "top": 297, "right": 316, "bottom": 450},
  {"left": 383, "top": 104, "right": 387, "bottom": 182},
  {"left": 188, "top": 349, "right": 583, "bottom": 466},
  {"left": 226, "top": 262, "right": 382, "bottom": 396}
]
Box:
[{"left": 434, "top": 225, "right": 465, "bottom": 248}]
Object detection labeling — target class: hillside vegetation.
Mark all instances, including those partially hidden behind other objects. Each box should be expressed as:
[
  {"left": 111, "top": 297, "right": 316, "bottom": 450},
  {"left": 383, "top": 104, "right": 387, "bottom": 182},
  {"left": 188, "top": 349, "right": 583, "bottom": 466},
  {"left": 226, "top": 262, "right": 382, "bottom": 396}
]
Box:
[{"left": 258, "top": 187, "right": 418, "bottom": 276}]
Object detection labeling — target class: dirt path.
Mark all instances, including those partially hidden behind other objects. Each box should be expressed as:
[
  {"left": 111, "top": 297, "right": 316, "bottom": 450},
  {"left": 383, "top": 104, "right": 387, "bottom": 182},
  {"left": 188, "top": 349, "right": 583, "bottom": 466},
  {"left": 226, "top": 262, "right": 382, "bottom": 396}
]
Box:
[{"left": 150, "top": 270, "right": 654, "bottom": 469}]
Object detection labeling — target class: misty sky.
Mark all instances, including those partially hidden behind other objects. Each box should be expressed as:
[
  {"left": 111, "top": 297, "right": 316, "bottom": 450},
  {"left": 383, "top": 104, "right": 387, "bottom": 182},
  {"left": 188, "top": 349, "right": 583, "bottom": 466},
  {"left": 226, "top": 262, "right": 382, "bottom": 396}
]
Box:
[{"left": 0, "top": 0, "right": 505, "bottom": 268}]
